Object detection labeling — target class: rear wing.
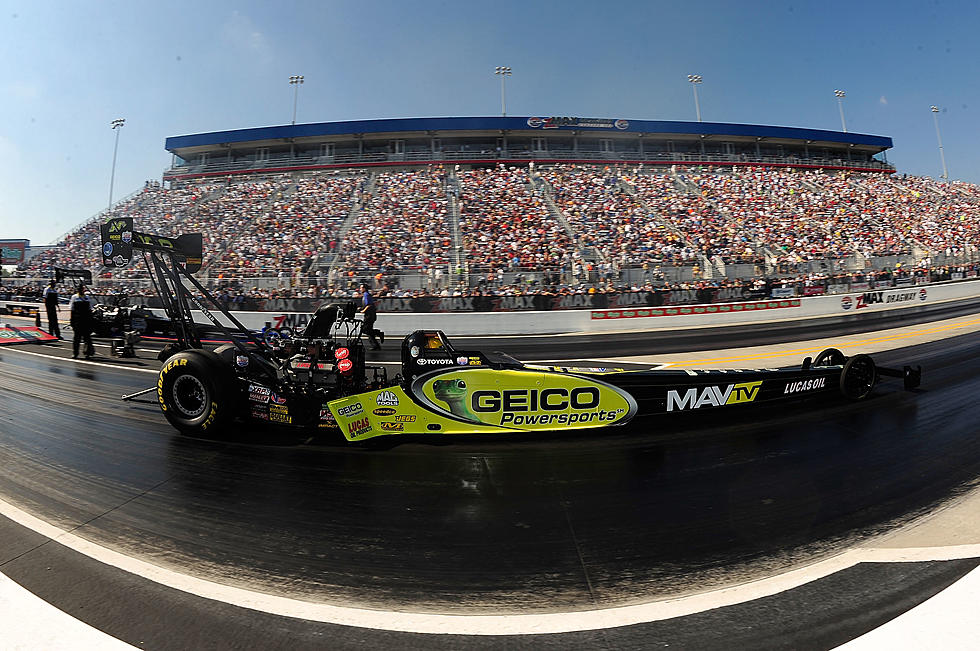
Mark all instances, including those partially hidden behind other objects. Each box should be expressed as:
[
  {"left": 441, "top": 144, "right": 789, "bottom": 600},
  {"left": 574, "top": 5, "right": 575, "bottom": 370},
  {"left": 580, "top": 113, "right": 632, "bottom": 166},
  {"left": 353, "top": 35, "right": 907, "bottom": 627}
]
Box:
[
  {"left": 54, "top": 267, "right": 93, "bottom": 284},
  {"left": 100, "top": 216, "right": 203, "bottom": 274}
]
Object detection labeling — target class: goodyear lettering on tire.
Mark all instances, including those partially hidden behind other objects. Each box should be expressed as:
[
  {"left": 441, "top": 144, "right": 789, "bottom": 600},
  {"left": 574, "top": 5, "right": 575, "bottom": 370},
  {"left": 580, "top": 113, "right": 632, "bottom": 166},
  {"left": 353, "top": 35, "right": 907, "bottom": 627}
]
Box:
[{"left": 157, "top": 357, "right": 188, "bottom": 412}]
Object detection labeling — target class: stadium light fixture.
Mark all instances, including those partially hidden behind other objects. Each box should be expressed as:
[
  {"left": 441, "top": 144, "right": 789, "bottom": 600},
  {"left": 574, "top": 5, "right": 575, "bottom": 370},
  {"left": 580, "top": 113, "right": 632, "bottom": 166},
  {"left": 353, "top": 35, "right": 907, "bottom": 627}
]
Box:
[
  {"left": 108, "top": 118, "right": 126, "bottom": 211},
  {"left": 289, "top": 75, "right": 305, "bottom": 125},
  {"left": 931, "top": 105, "right": 949, "bottom": 182},
  {"left": 494, "top": 66, "right": 512, "bottom": 117},
  {"left": 834, "top": 90, "right": 847, "bottom": 133},
  {"left": 687, "top": 75, "right": 703, "bottom": 122}
]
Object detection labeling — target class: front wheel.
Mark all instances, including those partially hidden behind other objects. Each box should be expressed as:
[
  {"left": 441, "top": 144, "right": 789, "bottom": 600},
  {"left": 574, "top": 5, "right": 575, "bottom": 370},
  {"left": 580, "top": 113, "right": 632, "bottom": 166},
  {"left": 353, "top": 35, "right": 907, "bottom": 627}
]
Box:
[
  {"left": 840, "top": 354, "right": 878, "bottom": 400},
  {"left": 158, "top": 350, "right": 235, "bottom": 435}
]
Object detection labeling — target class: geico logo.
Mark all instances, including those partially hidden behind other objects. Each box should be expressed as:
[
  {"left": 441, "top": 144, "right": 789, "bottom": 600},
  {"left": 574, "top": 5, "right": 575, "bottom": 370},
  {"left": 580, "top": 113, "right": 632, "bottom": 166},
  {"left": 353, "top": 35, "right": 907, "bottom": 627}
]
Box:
[
  {"left": 666, "top": 381, "right": 762, "bottom": 412},
  {"left": 501, "top": 409, "right": 623, "bottom": 426},
  {"left": 134, "top": 233, "right": 175, "bottom": 248},
  {"left": 347, "top": 417, "right": 369, "bottom": 434},
  {"left": 416, "top": 358, "right": 455, "bottom": 366},
  {"left": 471, "top": 387, "right": 600, "bottom": 413},
  {"left": 337, "top": 403, "right": 362, "bottom": 417},
  {"left": 784, "top": 377, "right": 827, "bottom": 394}
]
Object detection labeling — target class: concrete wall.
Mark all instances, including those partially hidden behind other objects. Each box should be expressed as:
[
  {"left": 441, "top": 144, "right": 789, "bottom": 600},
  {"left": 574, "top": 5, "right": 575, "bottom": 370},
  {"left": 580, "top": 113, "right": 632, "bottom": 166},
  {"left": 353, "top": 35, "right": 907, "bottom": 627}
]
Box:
[{"left": 134, "top": 280, "right": 980, "bottom": 336}]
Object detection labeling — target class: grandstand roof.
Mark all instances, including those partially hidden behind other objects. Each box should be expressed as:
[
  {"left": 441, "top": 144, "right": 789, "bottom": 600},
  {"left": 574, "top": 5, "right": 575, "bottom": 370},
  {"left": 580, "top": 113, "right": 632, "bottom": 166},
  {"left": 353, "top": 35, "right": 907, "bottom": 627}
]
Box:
[{"left": 165, "top": 116, "right": 892, "bottom": 156}]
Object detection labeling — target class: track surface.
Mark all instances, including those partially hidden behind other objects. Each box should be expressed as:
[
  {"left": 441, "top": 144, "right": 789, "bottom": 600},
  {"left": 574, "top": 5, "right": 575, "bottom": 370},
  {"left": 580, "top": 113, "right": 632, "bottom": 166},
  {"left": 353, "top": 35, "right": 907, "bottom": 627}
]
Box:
[{"left": 1, "top": 316, "right": 979, "bottom": 647}]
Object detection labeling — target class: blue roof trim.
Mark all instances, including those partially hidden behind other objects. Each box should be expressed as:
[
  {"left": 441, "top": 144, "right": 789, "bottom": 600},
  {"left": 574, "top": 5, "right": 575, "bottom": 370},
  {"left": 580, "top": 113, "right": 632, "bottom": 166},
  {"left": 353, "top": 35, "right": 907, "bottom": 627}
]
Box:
[{"left": 165, "top": 117, "right": 891, "bottom": 151}]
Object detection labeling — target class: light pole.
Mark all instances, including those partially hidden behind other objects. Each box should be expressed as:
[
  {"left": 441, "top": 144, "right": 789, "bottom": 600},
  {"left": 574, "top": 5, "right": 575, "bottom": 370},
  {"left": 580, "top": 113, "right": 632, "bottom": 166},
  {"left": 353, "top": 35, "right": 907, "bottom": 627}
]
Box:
[
  {"left": 834, "top": 89, "right": 847, "bottom": 132},
  {"left": 108, "top": 118, "right": 125, "bottom": 211},
  {"left": 289, "top": 75, "right": 304, "bottom": 125},
  {"left": 687, "top": 74, "right": 703, "bottom": 122},
  {"left": 931, "top": 105, "right": 949, "bottom": 182},
  {"left": 494, "top": 66, "right": 512, "bottom": 116}
]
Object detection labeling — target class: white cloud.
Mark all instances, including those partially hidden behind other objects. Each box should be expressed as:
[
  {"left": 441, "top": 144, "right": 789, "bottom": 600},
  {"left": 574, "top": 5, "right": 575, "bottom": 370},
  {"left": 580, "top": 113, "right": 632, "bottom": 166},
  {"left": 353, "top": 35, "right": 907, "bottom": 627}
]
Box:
[
  {"left": 4, "top": 81, "right": 40, "bottom": 101},
  {"left": 221, "top": 11, "right": 273, "bottom": 61},
  {"left": 879, "top": 95, "right": 888, "bottom": 105}
]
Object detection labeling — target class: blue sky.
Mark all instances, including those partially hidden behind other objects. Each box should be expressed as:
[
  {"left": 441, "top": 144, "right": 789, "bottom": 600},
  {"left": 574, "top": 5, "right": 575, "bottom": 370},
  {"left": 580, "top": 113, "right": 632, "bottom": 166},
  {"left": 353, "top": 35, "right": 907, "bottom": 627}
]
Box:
[{"left": 1, "top": 0, "right": 976, "bottom": 245}]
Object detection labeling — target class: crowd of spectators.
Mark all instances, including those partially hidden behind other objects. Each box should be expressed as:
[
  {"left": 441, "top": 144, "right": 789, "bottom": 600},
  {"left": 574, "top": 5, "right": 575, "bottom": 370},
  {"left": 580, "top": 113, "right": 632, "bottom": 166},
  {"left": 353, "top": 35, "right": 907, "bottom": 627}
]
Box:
[
  {"left": 458, "top": 166, "right": 575, "bottom": 271},
  {"left": 11, "top": 164, "right": 980, "bottom": 297},
  {"left": 340, "top": 168, "right": 451, "bottom": 270}
]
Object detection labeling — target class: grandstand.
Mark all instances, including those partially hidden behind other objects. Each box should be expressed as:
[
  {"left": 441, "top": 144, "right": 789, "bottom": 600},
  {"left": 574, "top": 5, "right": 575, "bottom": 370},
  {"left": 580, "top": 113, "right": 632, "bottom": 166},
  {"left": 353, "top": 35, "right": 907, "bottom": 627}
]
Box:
[{"left": 9, "top": 116, "right": 980, "bottom": 298}]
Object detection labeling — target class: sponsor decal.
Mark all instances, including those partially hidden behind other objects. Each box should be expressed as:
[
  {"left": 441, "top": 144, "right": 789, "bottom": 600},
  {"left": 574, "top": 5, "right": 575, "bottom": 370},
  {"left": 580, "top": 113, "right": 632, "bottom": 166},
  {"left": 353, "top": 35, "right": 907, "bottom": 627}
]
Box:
[
  {"left": 235, "top": 355, "right": 249, "bottom": 367},
  {"left": 121, "top": 231, "right": 132, "bottom": 244},
  {"left": 920, "top": 288, "right": 928, "bottom": 301},
  {"left": 270, "top": 404, "right": 289, "bottom": 415},
  {"left": 666, "top": 381, "right": 763, "bottom": 412},
  {"left": 270, "top": 313, "right": 311, "bottom": 330},
  {"left": 784, "top": 377, "right": 827, "bottom": 394},
  {"left": 112, "top": 254, "right": 129, "bottom": 266},
  {"left": 337, "top": 359, "right": 353, "bottom": 373},
  {"left": 337, "top": 402, "right": 363, "bottom": 417},
  {"left": 394, "top": 415, "right": 416, "bottom": 423},
  {"left": 416, "top": 358, "right": 455, "bottom": 366},
  {"left": 335, "top": 347, "right": 350, "bottom": 360},
  {"left": 526, "top": 116, "right": 628, "bottom": 130},
  {"left": 251, "top": 405, "right": 269, "bottom": 420},
  {"left": 413, "top": 368, "right": 637, "bottom": 430},
  {"left": 855, "top": 290, "right": 923, "bottom": 310},
  {"left": 270, "top": 392, "right": 287, "bottom": 405},
  {"left": 410, "top": 345, "right": 420, "bottom": 358},
  {"left": 457, "top": 356, "right": 469, "bottom": 366},
  {"left": 103, "top": 242, "right": 113, "bottom": 256},
  {"left": 468, "top": 357, "right": 483, "bottom": 366},
  {"left": 841, "top": 296, "right": 853, "bottom": 310},
  {"left": 347, "top": 417, "right": 371, "bottom": 439},
  {"left": 0, "top": 326, "right": 58, "bottom": 344},
  {"left": 270, "top": 413, "right": 293, "bottom": 424},
  {"left": 249, "top": 384, "right": 270, "bottom": 395},
  {"left": 380, "top": 422, "right": 404, "bottom": 432},
  {"left": 373, "top": 407, "right": 397, "bottom": 416},
  {"left": 376, "top": 390, "right": 399, "bottom": 406},
  {"left": 319, "top": 408, "right": 336, "bottom": 423}
]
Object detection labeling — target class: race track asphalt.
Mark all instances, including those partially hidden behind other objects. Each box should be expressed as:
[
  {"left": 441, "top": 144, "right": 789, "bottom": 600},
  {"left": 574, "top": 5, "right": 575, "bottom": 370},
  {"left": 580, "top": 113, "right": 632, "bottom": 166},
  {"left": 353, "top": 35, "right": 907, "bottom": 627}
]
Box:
[{"left": 1, "top": 313, "right": 979, "bottom": 648}]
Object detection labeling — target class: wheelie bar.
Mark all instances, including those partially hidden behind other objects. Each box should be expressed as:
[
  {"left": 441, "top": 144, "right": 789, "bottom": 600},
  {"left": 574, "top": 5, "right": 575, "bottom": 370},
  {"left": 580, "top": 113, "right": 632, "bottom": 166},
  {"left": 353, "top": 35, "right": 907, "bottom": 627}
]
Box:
[{"left": 876, "top": 364, "right": 922, "bottom": 390}]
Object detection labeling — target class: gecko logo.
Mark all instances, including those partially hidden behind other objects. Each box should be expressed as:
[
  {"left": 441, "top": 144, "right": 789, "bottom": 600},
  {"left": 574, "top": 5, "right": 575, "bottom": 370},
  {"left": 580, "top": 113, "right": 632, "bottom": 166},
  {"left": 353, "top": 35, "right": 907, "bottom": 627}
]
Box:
[{"left": 666, "top": 381, "right": 763, "bottom": 412}]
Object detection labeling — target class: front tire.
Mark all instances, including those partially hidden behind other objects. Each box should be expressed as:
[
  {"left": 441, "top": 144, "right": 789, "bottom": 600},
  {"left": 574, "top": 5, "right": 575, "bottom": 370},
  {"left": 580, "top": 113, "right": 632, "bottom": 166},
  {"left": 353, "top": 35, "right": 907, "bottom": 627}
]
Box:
[
  {"left": 840, "top": 354, "right": 878, "bottom": 400},
  {"left": 158, "top": 350, "right": 235, "bottom": 435}
]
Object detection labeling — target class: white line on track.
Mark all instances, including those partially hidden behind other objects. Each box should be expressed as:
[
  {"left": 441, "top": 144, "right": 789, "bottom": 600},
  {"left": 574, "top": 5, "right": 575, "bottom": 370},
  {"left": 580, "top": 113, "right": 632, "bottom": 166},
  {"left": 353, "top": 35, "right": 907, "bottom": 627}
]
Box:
[
  {"left": 0, "top": 346, "right": 159, "bottom": 374},
  {"left": 1, "top": 497, "right": 978, "bottom": 636}
]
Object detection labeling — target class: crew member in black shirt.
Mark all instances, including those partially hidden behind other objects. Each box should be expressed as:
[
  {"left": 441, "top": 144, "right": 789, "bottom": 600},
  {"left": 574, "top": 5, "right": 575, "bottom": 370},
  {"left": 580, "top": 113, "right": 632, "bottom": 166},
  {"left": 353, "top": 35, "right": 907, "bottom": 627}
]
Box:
[
  {"left": 43, "top": 279, "right": 62, "bottom": 339},
  {"left": 69, "top": 285, "right": 95, "bottom": 359}
]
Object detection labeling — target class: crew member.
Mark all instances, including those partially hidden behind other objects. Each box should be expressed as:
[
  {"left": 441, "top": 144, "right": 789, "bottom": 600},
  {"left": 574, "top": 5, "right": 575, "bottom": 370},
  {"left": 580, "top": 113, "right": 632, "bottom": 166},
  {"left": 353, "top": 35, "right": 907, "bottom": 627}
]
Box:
[
  {"left": 359, "top": 283, "right": 383, "bottom": 350},
  {"left": 43, "top": 279, "right": 62, "bottom": 339},
  {"left": 69, "top": 284, "right": 95, "bottom": 359}
]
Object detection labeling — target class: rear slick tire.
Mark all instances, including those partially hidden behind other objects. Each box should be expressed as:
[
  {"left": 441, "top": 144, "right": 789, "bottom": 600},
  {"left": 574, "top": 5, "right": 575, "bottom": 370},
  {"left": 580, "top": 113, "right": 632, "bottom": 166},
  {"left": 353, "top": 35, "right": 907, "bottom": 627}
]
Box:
[{"left": 158, "top": 349, "right": 234, "bottom": 436}]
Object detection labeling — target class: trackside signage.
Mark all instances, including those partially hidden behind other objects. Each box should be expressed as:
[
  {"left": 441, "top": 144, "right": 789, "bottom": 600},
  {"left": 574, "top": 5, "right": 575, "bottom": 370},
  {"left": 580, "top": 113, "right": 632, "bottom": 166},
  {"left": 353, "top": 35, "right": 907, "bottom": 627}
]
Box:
[
  {"left": 412, "top": 368, "right": 637, "bottom": 430},
  {"left": 840, "top": 288, "right": 927, "bottom": 311},
  {"left": 591, "top": 299, "right": 800, "bottom": 320}
]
